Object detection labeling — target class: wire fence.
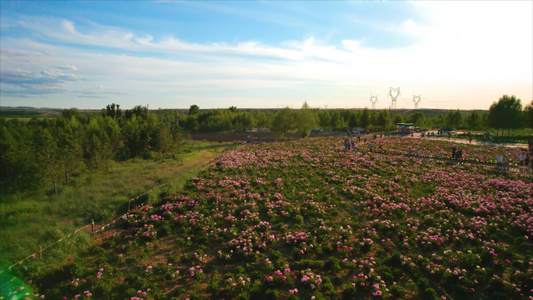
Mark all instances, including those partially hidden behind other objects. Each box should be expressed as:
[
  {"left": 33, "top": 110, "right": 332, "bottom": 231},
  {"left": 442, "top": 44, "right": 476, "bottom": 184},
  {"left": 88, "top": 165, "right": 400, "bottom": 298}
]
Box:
[{"left": 0, "top": 142, "right": 246, "bottom": 278}]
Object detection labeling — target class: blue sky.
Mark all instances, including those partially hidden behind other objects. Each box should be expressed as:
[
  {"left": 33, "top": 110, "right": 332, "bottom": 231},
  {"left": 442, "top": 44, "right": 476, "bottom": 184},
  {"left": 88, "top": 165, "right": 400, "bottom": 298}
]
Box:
[{"left": 1, "top": 1, "right": 531, "bottom": 110}]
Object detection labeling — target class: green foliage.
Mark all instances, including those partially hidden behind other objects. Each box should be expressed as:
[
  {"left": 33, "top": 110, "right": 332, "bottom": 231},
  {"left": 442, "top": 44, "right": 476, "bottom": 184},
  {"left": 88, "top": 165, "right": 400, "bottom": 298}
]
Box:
[
  {"left": 376, "top": 109, "right": 391, "bottom": 130},
  {"left": 523, "top": 100, "right": 533, "bottom": 129},
  {"left": 446, "top": 109, "right": 462, "bottom": 128},
  {"left": 488, "top": 95, "right": 523, "bottom": 135},
  {"left": 103, "top": 103, "right": 122, "bottom": 118},
  {"left": 359, "top": 108, "right": 370, "bottom": 130},
  {"left": 348, "top": 111, "right": 359, "bottom": 130},
  {"left": 270, "top": 107, "right": 295, "bottom": 137},
  {"left": 465, "top": 110, "right": 482, "bottom": 130},
  {"left": 188, "top": 104, "right": 200, "bottom": 115},
  {"left": 295, "top": 102, "right": 317, "bottom": 137},
  {"left": 408, "top": 112, "right": 425, "bottom": 126}
]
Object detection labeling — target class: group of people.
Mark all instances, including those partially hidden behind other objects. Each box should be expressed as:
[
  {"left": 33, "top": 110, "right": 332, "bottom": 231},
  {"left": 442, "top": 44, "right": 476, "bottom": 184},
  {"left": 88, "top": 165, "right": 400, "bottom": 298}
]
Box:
[
  {"left": 495, "top": 151, "right": 531, "bottom": 174},
  {"left": 451, "top": 147, "right": 463, "bottom": 160},
  {"left": 495, "top": 154, "right": 510, "bottom": 172},
  {"left": 341, "top": 134, "right": 532, "bottom": 176},
  {"left": 343, "top": 137, "right": 357, "bottom": 151},
  {"left": 343, "top": 136, "right": 386, "bottom": 153},
  {"left": 407, "top": 147, "right": 431, "bottom": 158}
]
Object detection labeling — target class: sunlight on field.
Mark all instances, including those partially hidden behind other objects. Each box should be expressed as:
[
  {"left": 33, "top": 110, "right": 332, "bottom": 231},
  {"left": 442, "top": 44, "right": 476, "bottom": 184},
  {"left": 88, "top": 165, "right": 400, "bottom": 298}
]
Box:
[{"left": 3, "top": 137, "right": 530, "bottom": 299}]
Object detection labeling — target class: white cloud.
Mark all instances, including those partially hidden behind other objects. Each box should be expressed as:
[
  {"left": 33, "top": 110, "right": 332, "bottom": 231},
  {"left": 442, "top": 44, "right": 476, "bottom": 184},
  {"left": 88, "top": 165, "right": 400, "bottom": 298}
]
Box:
[
  {"left": 1, "top": 2, "right": 531, "bottom": 109},
  {"left": 62, "top": 20, "right": 76, "bottom": 34}
]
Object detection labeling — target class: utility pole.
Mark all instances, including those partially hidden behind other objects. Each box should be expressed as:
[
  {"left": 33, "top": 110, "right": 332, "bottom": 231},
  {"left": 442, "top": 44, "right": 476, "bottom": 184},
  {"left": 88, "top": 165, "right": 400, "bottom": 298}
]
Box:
[
  {"left": 370, "top": 95, "right": 378, "bottom": 109},
  {"left": 388, "top": 87, "right": 400, "bottom": 110}
]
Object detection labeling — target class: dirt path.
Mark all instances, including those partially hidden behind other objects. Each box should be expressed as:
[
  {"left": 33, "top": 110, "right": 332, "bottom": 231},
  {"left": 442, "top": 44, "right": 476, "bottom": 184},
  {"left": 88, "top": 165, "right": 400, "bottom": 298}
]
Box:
[{"left": 410, "top": 132, "right": 529, "bottom": 149}]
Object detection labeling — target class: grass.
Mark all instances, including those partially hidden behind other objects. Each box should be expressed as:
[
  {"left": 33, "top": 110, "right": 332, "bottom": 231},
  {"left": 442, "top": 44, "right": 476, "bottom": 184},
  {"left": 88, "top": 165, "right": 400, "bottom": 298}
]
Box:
[{"left": 0, "top": 140, "right": 240, "bottom": 276}]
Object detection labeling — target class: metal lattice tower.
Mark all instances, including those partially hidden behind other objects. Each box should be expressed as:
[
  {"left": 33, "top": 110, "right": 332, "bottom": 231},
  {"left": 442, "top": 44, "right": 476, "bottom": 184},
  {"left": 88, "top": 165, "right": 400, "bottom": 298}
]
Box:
[
  {"left": 413, "top": 95, "right": 422, "bottom": 109},
  {"left": 370, "top": 95, "right": 378, "bottom": 109},
  {"left": 388, "top": 87, "right": 401, "bottom": 109}
]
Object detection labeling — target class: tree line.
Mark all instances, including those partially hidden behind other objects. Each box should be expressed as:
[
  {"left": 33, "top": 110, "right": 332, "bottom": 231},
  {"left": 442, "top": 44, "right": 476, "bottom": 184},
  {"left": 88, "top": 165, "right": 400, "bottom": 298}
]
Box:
[
  {"left": 269, "top": 95, "right": 533, "bottom": 137},
  {"left": 1, "top": 95, "right": 532, "bottom": 194},
  {"left": 0, "top": 104, "right": 184, "bottom": 194}
]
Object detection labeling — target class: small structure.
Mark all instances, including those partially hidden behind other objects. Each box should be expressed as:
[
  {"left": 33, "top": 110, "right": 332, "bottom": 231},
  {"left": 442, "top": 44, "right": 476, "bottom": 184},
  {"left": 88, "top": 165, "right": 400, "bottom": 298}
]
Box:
[{"left": 396, "top": 123, "right": 415, "bottom": 134}]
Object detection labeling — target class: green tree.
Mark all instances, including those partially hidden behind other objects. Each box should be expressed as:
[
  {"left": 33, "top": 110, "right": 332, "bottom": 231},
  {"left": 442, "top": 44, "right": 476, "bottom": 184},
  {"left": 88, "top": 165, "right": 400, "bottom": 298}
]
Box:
[
  {"left": 188, "top": 104, "right": 200, "bottom": 115},
  {"left": 348, "top": 111, "right": 359, "bottom": 131},
  {"left": 232, "top": 112, "right": 255, "bottom": 131},
  {"left": 393, "top": 114, "right": 404, "bottom": 124},
  {"left": 522, "top": 100, "right": 533, "bottom": 129},
  {"left": 125, "top": 105, "right": 149, "bottom": 120},
  {"left": 377, "top": 110, "right": 391, "bottom": 131},
  {"left": 446, "top": 109, "right": 462, "bottom": 128},
  {"left": 252, "top": 111, "right": 271, "bottom": 129},
  {"left": 85, "top": 118, "right": 105, "bottom": 171},
  {"left": 359, "top": 108, "right": 371, "bottom": 131},
  {"left": 0, "top": 120, "right": 36, "bottom": 191},
  {"left": 465, "top": 111, "right": 481, "bottom": 131},
  {"left": 408, "top": 112, "right": 425, "bottom": 126},
  {"left": 153, "top": 123, "right": 174, "bottom": 153},
  {"left": 99, "top": 116, "right": 122, "bottom": 171},
  {"left": 329, "top": 111, "right": 341, "bottom": 129},
  {"left": 35, "top": 126, "right": 62, "bottom": 193},
  {"left": 328, "top": 110, "right": 347, "bottom": 131},
  {"left": 488, "top": 95, "right": 523, "bottom": 135},
  {"left": 318, "top": 111, "right": 331, "bottom": 129},
  {"left": 62, "top": 108, "right": 81, "bottom": 120},
  {"left": 270, "top": 107, "right": 294, "bottom": 137},
  {"left": 102, "top": 103, "right": 122, "bottom": 119},
  {"left": 123, "top": 115, "right": 152, "bottom": 157},
  {"left": 295, "top": 102, "right": 317, "bottom": 137},
  {"left": 370, "top": 111, "right": 379, "bottom": 128},
  {"left": 56, "top": 117, "right": 84, "bottom": 186}
]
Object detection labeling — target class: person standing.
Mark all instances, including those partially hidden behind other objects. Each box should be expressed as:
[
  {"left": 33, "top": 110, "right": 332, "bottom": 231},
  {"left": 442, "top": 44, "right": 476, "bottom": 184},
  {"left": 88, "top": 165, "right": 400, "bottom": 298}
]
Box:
[
  {"left": 525, "top": 153, "right": 530, "bottom": 174},
  {"left": 496, "top": 154, "right": 502, "bottom": 172},
  {"left": 408, "top": 147, "right": 412, "bottom": 156},
  {"left": 503, "top": 155, "right": 509, "bottom": 172},
  {"left": 519, "top": 152, "right": 526, "bottom": 173}
]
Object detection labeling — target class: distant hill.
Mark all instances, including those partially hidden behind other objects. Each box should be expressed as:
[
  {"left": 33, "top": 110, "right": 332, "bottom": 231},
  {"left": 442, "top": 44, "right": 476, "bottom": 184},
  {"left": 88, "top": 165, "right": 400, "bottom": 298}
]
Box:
[{"left": 0, "top": 107, "right": 62, "bottom": 118}]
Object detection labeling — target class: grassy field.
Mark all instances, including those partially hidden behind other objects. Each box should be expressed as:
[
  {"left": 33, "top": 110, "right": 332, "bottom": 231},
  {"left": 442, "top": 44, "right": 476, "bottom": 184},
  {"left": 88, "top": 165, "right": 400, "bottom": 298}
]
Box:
[{"left": 0, "top": 141, "right": 239, "bottom": 277}]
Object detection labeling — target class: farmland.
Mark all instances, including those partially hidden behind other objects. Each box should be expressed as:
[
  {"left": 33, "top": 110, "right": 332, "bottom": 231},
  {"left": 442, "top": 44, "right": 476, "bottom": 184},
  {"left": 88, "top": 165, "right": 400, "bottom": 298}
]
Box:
[{"left": 3, "top": 136, "right": 532, "bottom": 299}]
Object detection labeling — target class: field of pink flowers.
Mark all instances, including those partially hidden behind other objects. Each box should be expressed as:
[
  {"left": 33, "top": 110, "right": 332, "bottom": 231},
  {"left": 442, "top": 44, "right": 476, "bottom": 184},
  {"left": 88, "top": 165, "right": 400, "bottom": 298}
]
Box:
[{"left": 16, "top": 137, "right": 532, "bottom": 299}]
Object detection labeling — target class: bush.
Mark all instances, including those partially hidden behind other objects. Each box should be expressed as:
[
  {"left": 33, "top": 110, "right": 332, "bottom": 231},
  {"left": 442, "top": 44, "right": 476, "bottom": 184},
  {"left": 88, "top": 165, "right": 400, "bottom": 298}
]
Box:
[
  {"left": 422, "top": 287, "right": 438, "bottom": 299},
  {"left": 325, "top": 257, "right": 341, "bottom": 272},
  {"left": 390, "top": 284, "right": 405, "bottom": 297}
]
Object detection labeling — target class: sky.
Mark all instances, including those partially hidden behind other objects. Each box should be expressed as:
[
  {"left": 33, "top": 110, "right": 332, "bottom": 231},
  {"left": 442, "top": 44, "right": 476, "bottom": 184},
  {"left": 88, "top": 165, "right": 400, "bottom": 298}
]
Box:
[{"left": 0, "top": 1, "right": 532, "bottom": 110}]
